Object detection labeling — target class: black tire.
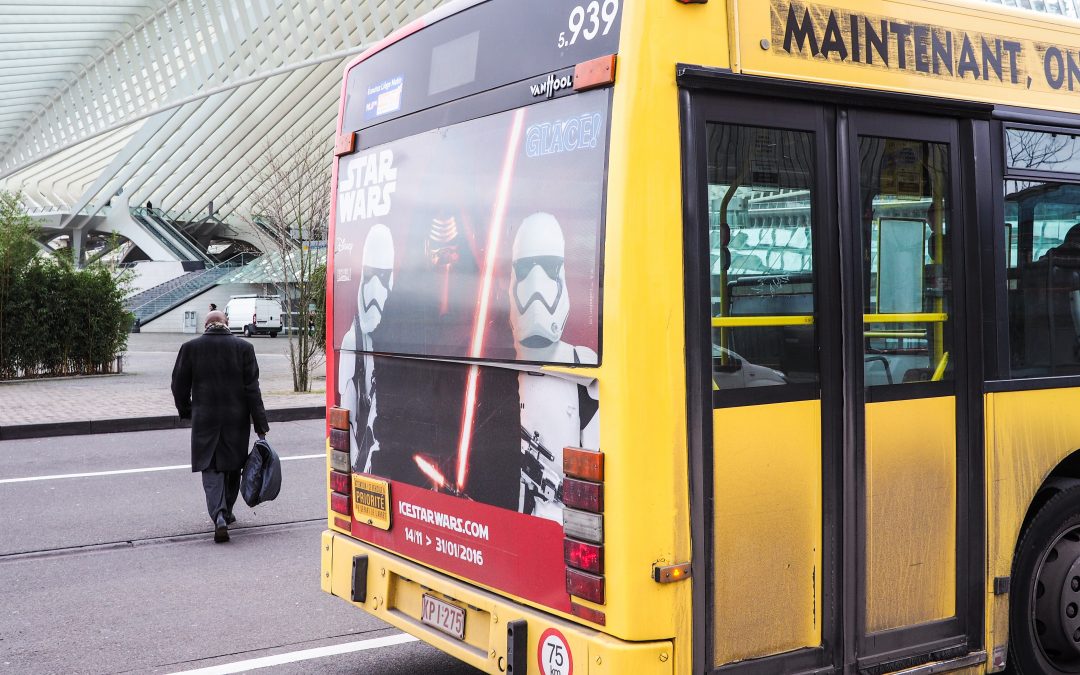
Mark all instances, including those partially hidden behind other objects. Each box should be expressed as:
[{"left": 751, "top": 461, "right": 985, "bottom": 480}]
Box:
[
  {"left": 269, "top": 332, "right": 277, "bottom": 338},
  {"left": 244, "top": 326, "right": 252, "bottom": 338},
  {"left": 1010, "top": 482, "right": 1080, "bottom": 674}
]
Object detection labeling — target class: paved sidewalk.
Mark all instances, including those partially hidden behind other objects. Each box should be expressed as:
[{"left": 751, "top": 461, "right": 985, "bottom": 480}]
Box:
[{"left": 0, "top": 333, "right": 326, "bottom": 432}]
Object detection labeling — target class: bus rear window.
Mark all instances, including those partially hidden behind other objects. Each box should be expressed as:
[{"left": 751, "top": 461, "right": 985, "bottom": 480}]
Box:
[{"left": 333, "top": 90, "right": 608, "bottom": 366}]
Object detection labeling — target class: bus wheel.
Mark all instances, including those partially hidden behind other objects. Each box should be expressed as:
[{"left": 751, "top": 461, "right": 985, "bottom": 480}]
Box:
[{"left": 1011, "top": 483, "right": 1080, "bottom": 674}]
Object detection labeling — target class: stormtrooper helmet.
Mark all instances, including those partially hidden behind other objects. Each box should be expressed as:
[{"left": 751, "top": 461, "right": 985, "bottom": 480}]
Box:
[
  {"left": 509, "top": 212, "right": 569, "bottom": 349},
  {"left": 358, "top": 223, "right": 394, "bottom": 334}
]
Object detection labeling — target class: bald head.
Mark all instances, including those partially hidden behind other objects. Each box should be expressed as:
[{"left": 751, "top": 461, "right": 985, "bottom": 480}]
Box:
[{"left": 205, "top": 310, "right": 227, "bottom": 327}]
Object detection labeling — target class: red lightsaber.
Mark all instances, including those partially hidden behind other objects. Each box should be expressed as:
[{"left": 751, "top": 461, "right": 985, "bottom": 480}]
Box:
[{"left": 454, "top": 109, "right": 526, "bottom": 493}]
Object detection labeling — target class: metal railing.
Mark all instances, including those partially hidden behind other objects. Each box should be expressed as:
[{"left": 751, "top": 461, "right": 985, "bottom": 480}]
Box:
[{"left": 126, "top": 252, "right": 260, "bottom": 324}]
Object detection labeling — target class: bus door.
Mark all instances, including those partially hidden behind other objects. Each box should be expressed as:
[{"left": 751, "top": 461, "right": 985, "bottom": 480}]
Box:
[
  {"left": 843, "top": 109, "right": 978, "bottom": 670},
  {"left": 684, "top": 94, "right": 981, "bottom": 673},
  {"left": 684, "top": 94, "right": 841, "bottom": 674}
]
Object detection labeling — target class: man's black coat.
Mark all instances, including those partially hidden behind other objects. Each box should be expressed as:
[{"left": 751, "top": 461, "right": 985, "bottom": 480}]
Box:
[{"left": 171, "top": 327, "right": 270, "bottom": 472}]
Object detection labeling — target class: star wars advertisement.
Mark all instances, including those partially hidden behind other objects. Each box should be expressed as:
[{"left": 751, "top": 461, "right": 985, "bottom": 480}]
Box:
[{"left": 332, "top": 90, "right": 607, "bottom": 610}]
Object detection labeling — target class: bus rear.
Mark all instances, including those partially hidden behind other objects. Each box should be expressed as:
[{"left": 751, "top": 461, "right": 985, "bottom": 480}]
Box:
[{"left": 319, "top": 1, "right": 672, "bottom": 672}]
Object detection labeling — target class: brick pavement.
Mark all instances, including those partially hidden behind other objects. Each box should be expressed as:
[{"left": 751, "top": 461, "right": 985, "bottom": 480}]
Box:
[{"left": 0, "top": 332, "right": 326, "bottom": 427}]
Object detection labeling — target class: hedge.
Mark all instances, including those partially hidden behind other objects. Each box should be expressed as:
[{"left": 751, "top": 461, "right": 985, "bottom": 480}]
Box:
[{"left": 0, "top": 193, "right": 132, "bottom": 380}]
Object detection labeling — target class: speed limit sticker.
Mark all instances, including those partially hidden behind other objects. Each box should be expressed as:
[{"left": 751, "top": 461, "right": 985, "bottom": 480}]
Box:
[{"left": 537, "top": 628, "right": 574, "bottom": 675}]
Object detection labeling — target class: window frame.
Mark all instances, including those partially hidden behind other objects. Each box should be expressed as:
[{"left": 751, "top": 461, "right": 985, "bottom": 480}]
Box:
[{"left": 992, "top": 119, "right": 1080, "bottom": 383}]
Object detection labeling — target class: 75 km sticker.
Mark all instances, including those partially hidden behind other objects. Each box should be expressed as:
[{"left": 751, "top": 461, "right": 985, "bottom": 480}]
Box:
[{"left": 537, "top": 628, "right": 573, "bottom": 675}]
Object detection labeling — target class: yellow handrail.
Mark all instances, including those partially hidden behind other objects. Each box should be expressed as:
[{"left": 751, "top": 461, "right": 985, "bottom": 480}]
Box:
[
  {"left": 863, "top": 312, "right": 948, "bottom": 324},
  {"left": 932, "top": 351, "right": 950, "bottom": 381},
  {"left": 711, "top": 316, "right": 814, "bottom": 328},
  {"left": 710, "top": 313, "right": 948, "bottom": 328}
]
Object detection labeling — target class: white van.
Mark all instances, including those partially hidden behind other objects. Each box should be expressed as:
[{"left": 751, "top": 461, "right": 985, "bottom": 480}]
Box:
[{"left": 225, "top": 295, "right": 283, "bottom": 338}]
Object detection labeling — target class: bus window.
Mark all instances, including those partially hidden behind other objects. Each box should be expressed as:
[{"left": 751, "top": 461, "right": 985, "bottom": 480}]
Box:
[
  {"left": 858, "top": 137, "right": 952, "bottom": 387},
  {"left": 1006, "top": 128, "right": 1080, "bottom": 174},
  {"left": 1005, "top": 181, "right": 1080, "bottom": 377},
  {"left": 706, "top": 123, "right": 818, "bottom": 391}
]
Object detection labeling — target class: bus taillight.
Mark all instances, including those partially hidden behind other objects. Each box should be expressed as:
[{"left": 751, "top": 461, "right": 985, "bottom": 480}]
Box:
[
  {"left": 566, "top": 568, "right": 605, "bottom": 604},
  {"left": 330, "top": 491, "right": 350, "bottom": 515},
  {"left": 563, "top": 478, "right": 603, "bottom": 512},
  {"left": 330, "top": 470, "right": 350, "bottom": 494},
  {"left": 329, "top": 406, "right": 352, "bottom": 526},
  {"left": 563, "top": 446, "right": 606, "bottom": 622},
  {"left": 564, "top": 538, "right": 603, "bottom": 574}
]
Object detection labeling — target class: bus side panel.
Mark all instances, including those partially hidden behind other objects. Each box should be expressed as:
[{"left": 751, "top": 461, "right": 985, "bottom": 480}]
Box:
[
  {"left": 711, "top": 400, "right": 822, "bottom": 663},
  {"left": 985, "top": 389, "right": 1080, "bottom": 662},
  {"left": 865, "top": 396, "right": 957, "bottom": 632},
  {"left": 591, "top": 0, "right": 730, "bottom": 658}
]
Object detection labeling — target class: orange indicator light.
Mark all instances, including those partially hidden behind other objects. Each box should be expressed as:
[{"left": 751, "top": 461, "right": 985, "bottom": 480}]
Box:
[
  {"left": 573, "top": 54, "right": 617, "bottom": 92},
  {"left": 329, "top": 407, "right": 350, "bottom": 430},
  {"left": 563, "top": 447, "right": 604, "bottom": 481},
  {"left": 334, "top": 132, "right": 356, "bottom": 157}
]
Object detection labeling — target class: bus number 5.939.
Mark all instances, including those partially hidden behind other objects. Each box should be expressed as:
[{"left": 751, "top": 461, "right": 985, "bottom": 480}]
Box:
[{"left": 557, "top": 0, "right": 619, "bottom": 48}]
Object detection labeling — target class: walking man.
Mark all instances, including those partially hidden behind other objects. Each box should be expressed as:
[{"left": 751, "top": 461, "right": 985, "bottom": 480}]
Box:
[{"left": 171, "top": 310, "right": 269, "bottom": 542}]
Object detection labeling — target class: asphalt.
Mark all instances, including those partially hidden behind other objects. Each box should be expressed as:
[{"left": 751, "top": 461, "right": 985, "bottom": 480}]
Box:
[
  {"left": 0, "top": 332, "right": 326, "bottom": 440},
  {"left": 0, "top": 419, "right": 483, "bottom": 675}
]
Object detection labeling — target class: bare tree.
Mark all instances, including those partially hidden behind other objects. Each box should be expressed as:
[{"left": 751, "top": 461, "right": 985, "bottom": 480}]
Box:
[
  {"left": 245, "top": 129, "right": 330, "bottom": 392},
  {"left": 1007, "top": 129, "right": 1078, "bottom": 171}
]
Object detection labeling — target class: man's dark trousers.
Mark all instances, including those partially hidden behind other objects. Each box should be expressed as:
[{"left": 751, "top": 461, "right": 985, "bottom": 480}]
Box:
[{"left": 202, "top": 469, "right": 241, "bottom": 522}]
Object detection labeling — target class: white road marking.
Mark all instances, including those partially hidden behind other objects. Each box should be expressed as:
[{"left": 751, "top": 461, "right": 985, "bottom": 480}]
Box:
[
  {"left": 0, "top": 454, "right": 324, "bottom": 484},
  {"left": 168, "top": 633, "right": 419, "bottom": 674}
]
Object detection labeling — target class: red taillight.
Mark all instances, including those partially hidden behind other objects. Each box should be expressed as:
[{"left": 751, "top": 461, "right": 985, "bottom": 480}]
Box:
[
  {"left": 330, "top": 470, "right": 350, "bottom": 494},
  {"left": 564, "top": 538, "right": 603, "bottom": 574},
  {"left": 566, "top": 568, "right": 605, "bottom": 604},
  {"left": 564, "top": 446, "right": 605, "bottom": 612},
  {"left": 563, "top": 478, "right": 603, "bottom": 512},
  {"left": 570, "top": 602, "right": 606, "bottom": 625},
  {"left": 330, "top": 491, "right": 350, "bottom": 516},
  {"left": 329, "top": 428, "right": 350, "bottom": 451}
]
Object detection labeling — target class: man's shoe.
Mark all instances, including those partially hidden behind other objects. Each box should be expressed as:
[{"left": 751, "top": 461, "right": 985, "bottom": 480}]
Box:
[
  {"left": 214, "top": 515, "right": 229, "bottom": 543},
  {"left": 225, "top": 513, "right": 236, "bottom": 525}
]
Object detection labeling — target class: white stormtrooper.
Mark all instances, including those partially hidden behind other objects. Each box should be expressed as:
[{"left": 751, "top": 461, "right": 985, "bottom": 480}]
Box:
[
  {"left": 339, "top": 224, "right": 394, "bottom": 474},
  {"left": 510, "top": 212, "right": 600, "bottom": 523}
]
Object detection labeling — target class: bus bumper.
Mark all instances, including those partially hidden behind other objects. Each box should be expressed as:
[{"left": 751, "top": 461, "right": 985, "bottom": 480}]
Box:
[{"left": 321, "top": 530, "right": 675, "bottom": 675}]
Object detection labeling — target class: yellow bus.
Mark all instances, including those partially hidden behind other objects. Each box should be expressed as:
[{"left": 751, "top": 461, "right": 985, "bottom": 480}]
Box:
[{"left": 320, "top": 0, "right": 1080, "bottom": 673}]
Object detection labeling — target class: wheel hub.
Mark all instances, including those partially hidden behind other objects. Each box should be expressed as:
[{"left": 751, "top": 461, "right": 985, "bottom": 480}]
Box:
[{"left": 1035, "top": 527, "right": 1080, "bottom": 668}]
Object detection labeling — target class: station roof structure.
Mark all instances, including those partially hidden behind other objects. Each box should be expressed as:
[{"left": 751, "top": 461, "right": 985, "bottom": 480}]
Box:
[
  {"left": 0, "top": 0, "right": 444, "bottom": 243},
  {"left": 0, "top": 0, "right": 1077, "bottom": 251}
]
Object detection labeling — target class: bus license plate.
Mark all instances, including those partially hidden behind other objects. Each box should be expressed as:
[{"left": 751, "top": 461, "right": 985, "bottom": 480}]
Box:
[{"left": 421, "top": 594, "right": 466, "bottom": 640}]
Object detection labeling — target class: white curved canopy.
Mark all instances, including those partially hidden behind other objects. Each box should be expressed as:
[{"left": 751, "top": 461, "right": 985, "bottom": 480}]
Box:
[
  {"left": 0, "top": 0, "right": 1076, "bottom": 241},
  {"left": 0, "top": 0, "right": 443, "bottom": 234}
]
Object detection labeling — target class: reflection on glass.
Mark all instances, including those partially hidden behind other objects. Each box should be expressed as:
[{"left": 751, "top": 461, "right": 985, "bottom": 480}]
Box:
[
  {"left": 1005, "top": 181, "right": 1080, "bottom": 376},
  {"left": 1006, "top": 128, "right": 1080, "bottom": 173},
  {"left": 706, "top": 123, "right": 818, "bottom": 390},
  {"left": 858, "top": 137, "right": 952, "bottom": 387}
]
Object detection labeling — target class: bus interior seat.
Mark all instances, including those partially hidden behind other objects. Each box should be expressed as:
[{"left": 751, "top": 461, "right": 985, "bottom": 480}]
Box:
[{"left": 1021, "top": 228, "right": 1080, "bottom": 372}]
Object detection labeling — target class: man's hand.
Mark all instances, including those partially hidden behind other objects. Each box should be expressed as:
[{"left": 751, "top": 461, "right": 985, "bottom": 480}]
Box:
[{"left": 257, "top": 432, "right": 267, "bottom": 440}]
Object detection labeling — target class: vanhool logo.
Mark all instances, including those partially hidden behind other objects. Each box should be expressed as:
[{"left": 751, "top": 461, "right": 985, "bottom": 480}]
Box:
[{"left": 530, "top": 73, "right": 574, "bottom": 98}]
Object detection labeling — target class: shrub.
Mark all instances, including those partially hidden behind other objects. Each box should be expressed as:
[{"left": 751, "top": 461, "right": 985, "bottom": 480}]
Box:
[{"left": 0, "top": 192, "right": 132, "bottom": 379}]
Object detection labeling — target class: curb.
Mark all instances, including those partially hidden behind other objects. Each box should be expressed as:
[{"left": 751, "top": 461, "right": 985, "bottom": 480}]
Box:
[{"left": 0, "top": 405, "right": 325, "bottom": 441}]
